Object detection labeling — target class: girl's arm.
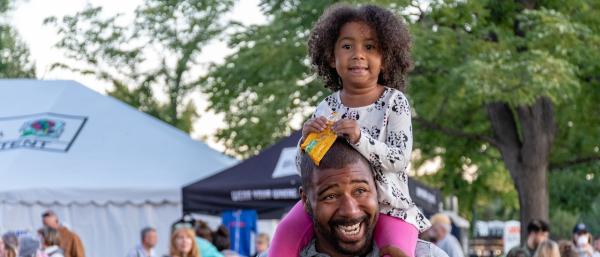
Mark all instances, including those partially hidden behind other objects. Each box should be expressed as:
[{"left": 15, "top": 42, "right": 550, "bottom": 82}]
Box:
[{"left": 352, "top": 92, "right": 413, "bottom": 174}]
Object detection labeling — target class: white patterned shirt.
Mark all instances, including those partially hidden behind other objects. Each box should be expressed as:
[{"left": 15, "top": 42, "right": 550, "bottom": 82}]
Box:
[{"left": 299, "top": 87, "right": 431, "bottom": 232}]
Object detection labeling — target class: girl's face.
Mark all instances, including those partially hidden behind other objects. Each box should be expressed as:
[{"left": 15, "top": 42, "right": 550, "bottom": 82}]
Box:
[
  {"left": 331, "top": 21, "right": 382, "bottom": 89},
  {"left": 174, "top": 232, "right": 193, "bottom": 254}
]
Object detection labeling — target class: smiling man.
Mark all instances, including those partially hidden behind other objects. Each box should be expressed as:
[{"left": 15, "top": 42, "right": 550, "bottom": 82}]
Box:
[
  {"left": 299, "top": 138, "right": 379, "bottom": 257},
  {"left": 260, "top": 138, "right": 447, "bottom": 257}
]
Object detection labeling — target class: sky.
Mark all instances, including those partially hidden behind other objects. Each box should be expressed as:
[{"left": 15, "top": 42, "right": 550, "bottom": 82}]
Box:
[{"left": 8, "top": 0, "right": 267, "bottom": 152}]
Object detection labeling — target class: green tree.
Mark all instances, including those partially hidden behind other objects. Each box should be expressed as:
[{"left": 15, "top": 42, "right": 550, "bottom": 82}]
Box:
[
  {"left": 203, "top": 0, "right": 600, "bottom": 240},
  {"left": 45, "top": 0, "right": 235, "bottom": 133},
  {"left": 0, "top": 0, "right": 35, "bottom": 78}
]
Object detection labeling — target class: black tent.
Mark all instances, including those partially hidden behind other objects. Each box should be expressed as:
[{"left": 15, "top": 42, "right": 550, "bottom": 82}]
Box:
[{"left": 182, "top": 131, "right": 441, "bottom": 219}]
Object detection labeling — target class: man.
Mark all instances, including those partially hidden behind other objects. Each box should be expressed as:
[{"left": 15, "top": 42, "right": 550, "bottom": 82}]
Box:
[
  {"left": 127, "top": 227, "right": 157, "bottom": 257},
  {"left": 286, "top": 138, "right": 447, "bottom": 257},
  {"left": 429, "top": 214, "right": 464, "bottom": 257},
  {"left": 508, "top": 219, "right": 550, "bottom": 257},
  {"left": 42, "top": 210, "right": 86, "bottom": 257},
  {"left": 572, "top": 223, "right": 600, "bottom": 257},
  {"left": 252, "top": 233, "right": 270, "bottom": 257}
]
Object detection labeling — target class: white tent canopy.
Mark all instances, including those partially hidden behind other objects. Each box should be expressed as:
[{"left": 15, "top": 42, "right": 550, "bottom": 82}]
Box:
[{"left": 0, "top": 80, "right": 236, "bottom": 257}]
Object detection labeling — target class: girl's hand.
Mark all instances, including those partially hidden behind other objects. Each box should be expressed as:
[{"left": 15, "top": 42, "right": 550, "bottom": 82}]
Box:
[
  {"left": 302, "top": 116, "right": 328, "bottom": 139},
  {"left": 332, "top": 119, "right": 361, "bottom": 144},
  {"left": 380, "top": 246, "right": 409, "bottom": 257}
]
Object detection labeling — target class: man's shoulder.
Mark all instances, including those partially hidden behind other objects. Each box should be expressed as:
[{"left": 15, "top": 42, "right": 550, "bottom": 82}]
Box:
[{"left": 417, "top": 240, "right": 450, "bottom": 257}]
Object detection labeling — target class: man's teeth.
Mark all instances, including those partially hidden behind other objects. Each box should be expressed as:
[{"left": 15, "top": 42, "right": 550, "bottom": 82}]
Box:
[{"left": 338, "top": 223, "right": 361, "bottom": 235}]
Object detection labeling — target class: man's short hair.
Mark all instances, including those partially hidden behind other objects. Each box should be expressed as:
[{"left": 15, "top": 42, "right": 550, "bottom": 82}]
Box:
[
  {"left": 141, "top": 227, "right": 156, "bottom": 241},
  {"left": 527, "top": 219, "right": 549, "bottom": 234},
  {"left": 300, "top": 138, "right": 371, "bottom": 191},
  {"left": 41, "top": 210, "right": 56, "bottom": 218}
]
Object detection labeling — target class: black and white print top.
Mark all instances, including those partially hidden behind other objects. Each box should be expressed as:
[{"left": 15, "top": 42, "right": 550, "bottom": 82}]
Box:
[{"left": 298, "top": 87, "right": 431, "bottom": 232}]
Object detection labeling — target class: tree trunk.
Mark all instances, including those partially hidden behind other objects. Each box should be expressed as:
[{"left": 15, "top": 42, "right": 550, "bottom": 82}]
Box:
[{"left": 487, "top": 96, "right": 555, "bottom": 243}]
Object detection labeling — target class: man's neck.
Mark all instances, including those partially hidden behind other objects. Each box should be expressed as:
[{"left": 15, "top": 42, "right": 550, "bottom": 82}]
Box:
[
  {"left": 141, "top": 244, "right": 153, "bottom": 255},
  {"left": 314, "top": 240, "right": 374, "bottom": 257}
]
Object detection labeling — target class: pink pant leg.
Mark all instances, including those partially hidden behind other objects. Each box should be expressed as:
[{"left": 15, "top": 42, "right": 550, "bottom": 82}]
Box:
[
  {"left": 268, "top": 201, "right": 314, "bottom": 257},
  {"left": 375, "top": 214, "right": 418, "bottom": 257}
]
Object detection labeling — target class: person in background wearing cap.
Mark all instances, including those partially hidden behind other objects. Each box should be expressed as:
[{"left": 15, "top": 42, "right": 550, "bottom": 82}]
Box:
[
  {"left": 572, "top": 223, "right": 600, "bottom": 257},
  {"left": 428, "top": 213, "right": 464, "bottom": 257},
  {"left": 41, "top": 210, "right": 85, "bottom": 257}
]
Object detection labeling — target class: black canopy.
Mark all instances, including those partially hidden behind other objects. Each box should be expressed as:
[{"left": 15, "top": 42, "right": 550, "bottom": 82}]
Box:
[{"left": 182, "top": 131, "right": 441, "bottom": 219}]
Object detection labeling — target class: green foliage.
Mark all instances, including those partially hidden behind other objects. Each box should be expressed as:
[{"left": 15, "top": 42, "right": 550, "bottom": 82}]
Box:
[
  {"left": 45, "top": 0, "right": 235, "bottom": 133},
  {"left": 0, "top": 0, "right": 35, "bottom": 78},
  {"left": 203, "top": 0, "right": 600, "bottom": 220}
]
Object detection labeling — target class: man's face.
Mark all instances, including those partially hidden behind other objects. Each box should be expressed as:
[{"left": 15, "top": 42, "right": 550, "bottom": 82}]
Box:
[
  {"left": 531, "top": 231, "right": 548, "bottom": 248},
  {"left": 43, "top": 215, "right": 59, "bottom": 229},
  {"left": 143, "top": 230, "right": 158, "bottom": 248},
  {"left": 255, "top": 237, "right": 269, "bottom": 253},
  {"left": 301, "top": 160, "right": 378, "bottom": 256}
]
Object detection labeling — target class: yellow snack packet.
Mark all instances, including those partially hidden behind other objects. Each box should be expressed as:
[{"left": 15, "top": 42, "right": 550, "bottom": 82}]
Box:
[{"left": 301, "top": 112, "right": 340, "bottom": 166}]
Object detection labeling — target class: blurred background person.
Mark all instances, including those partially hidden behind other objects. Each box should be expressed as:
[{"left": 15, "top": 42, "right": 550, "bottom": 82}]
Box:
[
  {"left": 165, "top": 227, "right": 199, "bottom": 257},
  {"left": 559, "top": 240, "right": 579, "bottom": 257},
  {"left": 211, "top": 226, "right": 238, "bottom": 257},
  {"left": 593, "top": 238, "right": 600, "bottom": 253},
  {"left": 126, "top": 227, "right": 157, "bottom": 257},
  {"left": 18, "top": 235, "right": 40, "bottom": 257},
  {"left": 507, "top": 247, "right": 531, "bottom": 257},
  {"left": 534, "top": 240, "right": 560, "bottom": 257},
  {"left": 572, "top": 223, "right": 600, "bottom": 257},
  {"left": 511, "top": 219, "right": 550, "bottom": 257},
  {"left": 194, "top": 221, "right": 222, "bottom": 257},
  {"left": 430, "top": 213, "right": 464, "bottom": 257},
  {"left": 251, "top": 233, "right": 269, "bottom": 257},
  {"left": 42, "top": 210, "right": 85, "bottom": 257},
  {"left": 38, "top": 227, "right": 65, "bottom": 257}
]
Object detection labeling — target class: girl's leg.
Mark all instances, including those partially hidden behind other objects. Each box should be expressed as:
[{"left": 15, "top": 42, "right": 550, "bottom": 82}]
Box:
[
  {"left": 268, "top": 201, "right": 314, "bottom": 256},
  {"left": 375, "top": 214, "right": 418, "bottom": 257}
]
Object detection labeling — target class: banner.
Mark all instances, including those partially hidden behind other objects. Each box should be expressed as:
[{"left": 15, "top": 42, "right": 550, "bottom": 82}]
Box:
[{"left": 0, "top": 113, "right": 87, "bottom": 152}]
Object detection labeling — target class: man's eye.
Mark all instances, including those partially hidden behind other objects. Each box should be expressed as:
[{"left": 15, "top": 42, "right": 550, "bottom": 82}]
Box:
[
  {"left": 355, "top": 188, "right": 367, "bottom": 195},
  {"left": 323, "top": 194, "right": 336, "bottom": 200}
]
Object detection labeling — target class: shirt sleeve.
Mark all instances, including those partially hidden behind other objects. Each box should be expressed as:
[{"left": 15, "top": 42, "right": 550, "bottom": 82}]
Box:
[{"left": 352, "top": 92, "right": 413, "bottom": 174}]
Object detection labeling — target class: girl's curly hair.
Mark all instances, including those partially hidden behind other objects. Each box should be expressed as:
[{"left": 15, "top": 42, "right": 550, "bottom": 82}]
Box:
[{"left": 308, "top": 4, "right": 413, "bottom": 92}]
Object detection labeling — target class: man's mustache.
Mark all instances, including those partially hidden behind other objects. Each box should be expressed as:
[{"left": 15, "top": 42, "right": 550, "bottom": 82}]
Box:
[{"left": 329, "top": 215, "right": 369, "bottom": 227}]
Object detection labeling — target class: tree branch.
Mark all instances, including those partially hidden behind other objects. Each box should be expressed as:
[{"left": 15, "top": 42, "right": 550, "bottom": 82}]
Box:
[
  {"left": 414, "top": 116, "right": 499, "bottom": 148},
  {"left": 550, "top": 155, "right": 600, "bottom": 171}
]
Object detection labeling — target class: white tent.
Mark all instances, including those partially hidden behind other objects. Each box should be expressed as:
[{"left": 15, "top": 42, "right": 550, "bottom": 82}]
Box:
[{"left": 0, "top": 80, "right": 236, "bottom": 257}]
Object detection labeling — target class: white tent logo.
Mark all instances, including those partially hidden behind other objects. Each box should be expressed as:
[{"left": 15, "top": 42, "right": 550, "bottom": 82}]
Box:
[
  {"left": 272, "top": 147, "right": 298, "bottom": 178},
  {"left": 0, "top": 113, "right": 86, "bottom": 152}
]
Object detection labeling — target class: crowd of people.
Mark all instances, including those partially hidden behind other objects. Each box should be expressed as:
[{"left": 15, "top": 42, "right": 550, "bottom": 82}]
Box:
[
  {"left": 0, "top": 210, "right": 271, "bottom": 257},
  {"left": 507, "top": 220, "right": 600, "bottom": 257},
  {"left": 0, "top": 210, "right": 85, "bottom": 257}
]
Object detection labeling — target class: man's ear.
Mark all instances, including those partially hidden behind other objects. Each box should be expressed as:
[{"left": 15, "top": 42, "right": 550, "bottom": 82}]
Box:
[{"left": 300, "top": 186, "right": 310, "bottom": 214}]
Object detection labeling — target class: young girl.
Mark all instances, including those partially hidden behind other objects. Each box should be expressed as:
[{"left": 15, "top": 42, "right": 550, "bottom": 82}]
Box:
[{"left": 269, "top": 3, "right": 430, "bottom": 257}]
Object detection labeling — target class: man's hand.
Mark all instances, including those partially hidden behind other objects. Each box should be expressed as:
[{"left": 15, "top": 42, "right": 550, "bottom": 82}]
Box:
[
  {"left": 332, "top": 119, "right": 361, "bottom": 144},
  {"left": 380, "top": 246, "right": 409, "bottom": 257}
]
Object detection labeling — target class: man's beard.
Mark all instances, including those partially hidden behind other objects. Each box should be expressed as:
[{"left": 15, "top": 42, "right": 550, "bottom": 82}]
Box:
[{"left": 311, "top": 209, "right": 377, "bottom": 256}]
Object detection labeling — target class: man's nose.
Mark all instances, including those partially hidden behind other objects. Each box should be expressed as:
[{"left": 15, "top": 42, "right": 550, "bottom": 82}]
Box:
[{"left": 337, "top": 194, "right": 362, "bottom": 217}]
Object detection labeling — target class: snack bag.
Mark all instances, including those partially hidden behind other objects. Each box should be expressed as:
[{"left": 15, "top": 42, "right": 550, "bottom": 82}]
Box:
[{"left": 301, "top": 112, "right": 340, "bottom": 165}]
